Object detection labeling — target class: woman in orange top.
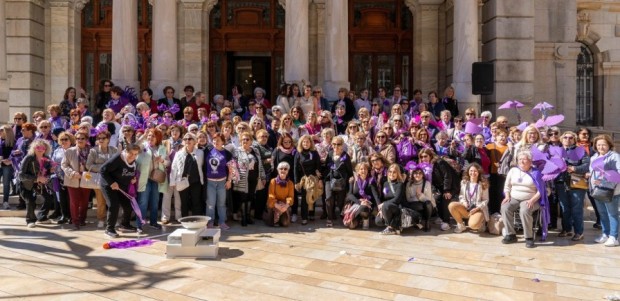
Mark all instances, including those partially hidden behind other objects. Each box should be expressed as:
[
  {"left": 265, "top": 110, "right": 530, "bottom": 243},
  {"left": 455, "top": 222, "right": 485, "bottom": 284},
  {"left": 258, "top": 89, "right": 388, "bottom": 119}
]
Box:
[
  {"left": 486, "top": 129, "right": 509, "bottom": 214},
  {"left": 266, "top": 162, "right": 295, "bottom": 227}
]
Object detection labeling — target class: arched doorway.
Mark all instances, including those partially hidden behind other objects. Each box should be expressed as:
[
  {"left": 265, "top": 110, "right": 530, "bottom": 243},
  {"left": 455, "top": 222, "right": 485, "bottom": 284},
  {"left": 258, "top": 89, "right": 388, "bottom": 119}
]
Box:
[
  {"left": 348, "top": 0, "right": 413, "bottom": 98},
  {"left": 209, "top": 0, "right": 285, "bottom": 100},
  {"left": 81, "top": 0, "right": 152, "bottom": 96}
]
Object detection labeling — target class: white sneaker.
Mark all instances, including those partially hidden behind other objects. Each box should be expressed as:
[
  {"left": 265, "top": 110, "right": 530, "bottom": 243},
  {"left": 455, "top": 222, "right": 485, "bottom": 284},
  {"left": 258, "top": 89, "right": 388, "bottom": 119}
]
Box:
[
  {"left": 2, "top": 202, "right": 9, "bottom": 210},
  {"left": 291, "top": 214, "right": 298, "bottom": 223},
  {"left": 27, "top": 223, "right": 35, "bottom": 228},
  {"left": 440, "top": 222, "right": 451, "bottom": 231},
  {"left": 97, "top": 221, "right": 104, "bottom": 228},
  {"left": 362, "top": 219, "right": 369, "bottom": 230},
  {"left": 434, "top": 217, "right": 443, "bottom": 225},
  {"left": 594, "top": 234, "right": 609, "bottom": 244},
  {"left": 454, "top": 223, "right": 466, "bottom": 233},
  {"left": 604, "top": 236, "right": 619, "bottom": 247}
]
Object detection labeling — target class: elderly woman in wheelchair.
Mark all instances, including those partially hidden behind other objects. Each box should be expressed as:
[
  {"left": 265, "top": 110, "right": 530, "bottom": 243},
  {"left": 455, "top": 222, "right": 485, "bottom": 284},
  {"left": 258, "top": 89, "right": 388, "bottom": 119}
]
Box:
[{"left": 500, "top": 150, "right": 549, "bottom": 248}]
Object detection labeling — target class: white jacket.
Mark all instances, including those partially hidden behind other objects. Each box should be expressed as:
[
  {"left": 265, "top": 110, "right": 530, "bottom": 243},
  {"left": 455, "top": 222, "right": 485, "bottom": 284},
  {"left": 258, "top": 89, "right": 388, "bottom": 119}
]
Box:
[{"left": 170, "top": 147, "right": 204, "bottom": 187}]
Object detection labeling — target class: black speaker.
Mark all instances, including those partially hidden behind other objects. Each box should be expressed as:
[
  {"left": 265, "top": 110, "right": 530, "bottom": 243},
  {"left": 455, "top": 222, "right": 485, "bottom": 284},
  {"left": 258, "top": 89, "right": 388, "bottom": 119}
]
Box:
[{"left": 472, "top": 62, "right": 494, "bottom": 95}]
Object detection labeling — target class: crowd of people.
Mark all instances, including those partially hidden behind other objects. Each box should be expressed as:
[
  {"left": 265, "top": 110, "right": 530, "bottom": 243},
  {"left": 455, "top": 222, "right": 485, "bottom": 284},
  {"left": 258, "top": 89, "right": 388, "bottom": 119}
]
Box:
[{"left": 1, "top": 80, "right": 618, "bottom": 248}]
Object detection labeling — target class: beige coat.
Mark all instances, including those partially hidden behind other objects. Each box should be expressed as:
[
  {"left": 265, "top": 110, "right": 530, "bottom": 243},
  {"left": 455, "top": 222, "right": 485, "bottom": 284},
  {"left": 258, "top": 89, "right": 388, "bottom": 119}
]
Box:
[{"left": 61, "top": 146, "right": 89, "bottom": 188}]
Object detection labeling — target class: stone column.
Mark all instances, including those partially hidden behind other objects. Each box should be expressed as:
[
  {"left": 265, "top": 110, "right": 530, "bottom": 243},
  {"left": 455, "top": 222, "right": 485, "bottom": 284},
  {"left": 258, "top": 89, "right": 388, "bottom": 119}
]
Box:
[
  {"left": 150, "top": 0, "right": 178, "bottom": 99},
  {"left": 111, "top": 0, "right": 139, "bottom": 92},
  {"left": 602, "top": 62, "right": 620, "bottom": 131},
  {"left": 0, "top": 0, "right": 8, "bottom": 121},
  {"left": 5, "top": 0, "right": 46, "bottom": 118},
  {"left": 49, "top": 0, "right": 87, "bottom": 106},
  {"left": 408, "top": 0, "right": 444, "bottom": 94},
  {"left": 452, "top": 0, "right": 480, "bottom": 110},
  {"left": 179, "top": 0, "right": 207, "bottom": 93},
  {"left": 481, "top": 0, "right": 535, "bottom": 113},
  {"left": 284, "top": 0, "right": 309, "bottom": 85},
  {"left": 323, "top": 0, "right": 348, "bottom": 100},
  {"left": 314, "top": 0, "right": 326, "bottom": 89}
]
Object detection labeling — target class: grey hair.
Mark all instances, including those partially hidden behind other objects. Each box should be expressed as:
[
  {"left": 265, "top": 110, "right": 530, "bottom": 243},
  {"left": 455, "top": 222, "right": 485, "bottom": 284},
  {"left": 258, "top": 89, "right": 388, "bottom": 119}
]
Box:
[
  {"left": 516, "top": 149, "right": 532, "bottom": 161},
  {"left": 80, "top": 116, "right": 93, "bottom": 125},
  {"left": 277, "top": 162, "right": 290, "bottom": 170},
  {"left": 481, "top": 111, "right": 492, "bottom": 119},
  {"left": 254, "top": 87, "right": 266, "bottom": 96},
  {"left": 213, "top": 94, "right": 224, "bottom": 102}
]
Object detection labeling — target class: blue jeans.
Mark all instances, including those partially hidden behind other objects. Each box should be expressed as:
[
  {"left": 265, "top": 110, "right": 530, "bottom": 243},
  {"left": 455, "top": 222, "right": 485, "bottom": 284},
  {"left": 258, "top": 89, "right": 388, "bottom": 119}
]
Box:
[
  {"left": 137, "top": 179, "right": 160, "bottom": 227},
  {"left": 595, "top": 195, "right": 620, "bottom": 239},
  {"left": 0, "top": 165, "right": 13, "bottom": 203},
  {"left": 556, "top": 183, "right": 585, "bottom": 235},
  {"left": 207, "top": 179, "right": 227, "bottom": 224}
]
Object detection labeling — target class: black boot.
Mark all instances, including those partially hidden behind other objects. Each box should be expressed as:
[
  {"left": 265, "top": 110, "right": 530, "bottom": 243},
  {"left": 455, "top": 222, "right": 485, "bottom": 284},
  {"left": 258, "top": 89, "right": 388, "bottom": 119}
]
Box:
[
  {"left": 240, "top": 203, "right": 248, "bottom": 227},
  {"left": 245, "top": 203, "right": 254, "bottom": 224}
]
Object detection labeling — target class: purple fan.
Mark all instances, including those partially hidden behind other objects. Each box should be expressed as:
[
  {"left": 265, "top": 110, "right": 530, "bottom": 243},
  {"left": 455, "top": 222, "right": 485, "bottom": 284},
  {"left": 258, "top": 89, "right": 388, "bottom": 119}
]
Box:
[
  {"left": 93, "top": 123, "right": 109, "bottom": 136},
  {"left": 464, "top": 122, "right": 483, "bottom": 135},
  {"left": 565, "top": 146, "right": 585, "bottom": 162},
  {"left": 405, "top": 161, "right": 419, "bottom": 171},
  {"left": 468, "top": 117, "right": 485, "bottom": 126},
  {"left": 531, "top": 102, "right": 555, "bottom": 117},
  {"left": 530, "top": 145, "right": 548, "bottom": 162},
  {"left": 157, "top": 103, "right": 169, "bottom": 113},
  {"left": 604, "top": 170, "right": 620, "bottom": 183},
  {"left": 498, "top": 100, "right": 525, "bottom": 110},
  {"left": 169, "top": 104, "right": 180, "bottom": 115},
  {"left": 591, "top": 155, "right": 605, "bottom": 171},
  {"left": 516, "top": 122, "right": 529, "bottom": 132},
  {"left": 548, "top": 145, "right": 566, "bottom": 158},
  {"left": 535, "top": 114, "right": 565, "bottom": 128},
  {"left": 549, "top": 157, "right": 567, "bottom": 172}
]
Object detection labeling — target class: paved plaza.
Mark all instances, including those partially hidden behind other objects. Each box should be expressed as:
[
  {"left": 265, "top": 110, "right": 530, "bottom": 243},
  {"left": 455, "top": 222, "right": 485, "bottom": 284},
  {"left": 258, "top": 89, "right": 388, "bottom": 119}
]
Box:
[{"left": 0, "top": 215, "right": 619, "bottom": 301}]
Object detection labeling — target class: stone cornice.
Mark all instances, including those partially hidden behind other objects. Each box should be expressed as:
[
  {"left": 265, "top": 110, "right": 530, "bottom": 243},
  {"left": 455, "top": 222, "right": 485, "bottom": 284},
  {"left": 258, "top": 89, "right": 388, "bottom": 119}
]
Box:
[
  {"left": 578, "top": 1, "right": 620, "bottom": 12},
  {"left": 149, "top": 0, "right": 180, "bottom": 6},
  {"left": 180, "top": 0, "right": 205, "bottom": 10},
  {"left": 204, "top": 0, "right": 217, "bottom": 12},
  {"left": 48, "top": 0, "right": 89, "bottom": 11}
]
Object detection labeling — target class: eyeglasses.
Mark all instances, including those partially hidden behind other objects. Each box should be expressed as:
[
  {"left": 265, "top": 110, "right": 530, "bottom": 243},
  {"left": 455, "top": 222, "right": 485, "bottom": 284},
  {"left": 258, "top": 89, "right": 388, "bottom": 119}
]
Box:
[
  {"left": 183, "top": 138, "right": 194, "bottom": 141},
  {"left": 255, "top": 107, "right": 263, "bottom": 110},
  {"left": 376, "top": 136, "right": 386, "bottom": 139},
  {"left": 419, "top": 155, "right": 430, "bottom": 158},
  {"left": 313, "top": 91, "right": 321, "bottom": 94},
  {"left": 394, "top": 120, "right": 402, "bottom": 122},
  {"left": 372, "top": 104, "right": 379, "bottom": 107},
  {"left": 207, "top": 125, "right": 215, "bottom": 128},
  {"left": 278, "top": 168, "right": 289, "bottom": 171},
  {"left": 70, "top": 114, "right": 79, "bottom": 117},
  {"left": 421, "top": 116, "right": 430, "bottom": 119},
  {"left": 455, "top": 120, "right": 463, "bottom": 123},
  {"left": 190, "top": 129, "right": 198, "bottom": 132},
  {"left": 549, "top": 132, "right": 559, "bottom": 136},
  {"left": 103, "top": 84, "right": 111, "bottom": 87},
  {"left": 13, "top": 118, "right": 22, "bottom": 121},
  {"left": 241, "top": 138, "right": 251, "bottom": 141},
  {"left": 562, "top": 136, "right": 574, "bottom": 140},
  {"left": 39, "top": 126, "right": 49, "bottom": 129},
  {"left": 284, "top": 118, "right": 291, "bottom": 121},
  {"left": 466, "top": 113, "right": 475, "bottom": 116},
  {"left": 332, "top": 143, "right": 343, "bottom": 146},
  {"left": 223, "top": 113, "right": 231, "bottom": 116},
  {"left": 122, "top": 130, "right": 133, "bottom": 133},
  {"left": 59, "top": 138, "right": 69, "bottom": 142}
]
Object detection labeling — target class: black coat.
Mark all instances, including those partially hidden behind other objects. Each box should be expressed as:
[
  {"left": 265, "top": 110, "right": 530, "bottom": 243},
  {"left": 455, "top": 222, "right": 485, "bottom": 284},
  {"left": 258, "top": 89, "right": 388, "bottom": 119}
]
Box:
[{"left": 431, "top": 159, "right": 460, "bottom": 196}]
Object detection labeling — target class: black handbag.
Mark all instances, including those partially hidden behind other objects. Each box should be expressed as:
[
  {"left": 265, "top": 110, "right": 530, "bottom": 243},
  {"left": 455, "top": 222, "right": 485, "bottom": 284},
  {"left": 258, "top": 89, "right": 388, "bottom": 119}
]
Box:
[{"left": 591, "top": 186, "right": 614, "bottom": 201}]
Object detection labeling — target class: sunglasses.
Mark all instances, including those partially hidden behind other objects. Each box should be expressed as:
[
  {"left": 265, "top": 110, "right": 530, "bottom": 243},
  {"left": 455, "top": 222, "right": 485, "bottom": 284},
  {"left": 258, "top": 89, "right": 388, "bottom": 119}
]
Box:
[
  {"left": 332, "top": 143, "right": 343, "bottom": 146},
  {"left": 376, "top": 136, "right": 386, "bottom": 139},
  {"left": 419, "top": 155, "right": 430, "bottom": 158},
  {"left": 278, "top": 168, "right": 289, "bottom": 171},
  {"left": 466, "top": 113, "right": 475, "bottom": 116},
  {"left": 190, "top": 129, "right": 198, "bottom": 132},
  {"left": 183, "top": 138, "right": 194, "bottom": 141},
  {"left": 59, "top": 138, "right": 69, "bottom": 141},
  {"left": 39, "top": 126, "right": 49, "bottom": 129},
  {"left": 241, "top": 138, "right": 251, "bottom": 141},
  {"left": 394, "top": 120, "right": 402, "bottom": 122},
  {"left": 550, "top": 132, "right": 559, "bottom": 136},
  {"left": 562, "top": 136, "right": 574, "bottom": 140},
  {"left": 372, "top": 104, "right": 379, "bottom": 107}
]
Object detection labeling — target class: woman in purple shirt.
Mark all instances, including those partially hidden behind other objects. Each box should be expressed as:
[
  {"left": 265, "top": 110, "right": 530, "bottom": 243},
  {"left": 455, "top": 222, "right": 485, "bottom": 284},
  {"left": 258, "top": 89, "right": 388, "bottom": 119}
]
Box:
[{"left": 205, "top": 133, "right": 233, "bottom": 230}]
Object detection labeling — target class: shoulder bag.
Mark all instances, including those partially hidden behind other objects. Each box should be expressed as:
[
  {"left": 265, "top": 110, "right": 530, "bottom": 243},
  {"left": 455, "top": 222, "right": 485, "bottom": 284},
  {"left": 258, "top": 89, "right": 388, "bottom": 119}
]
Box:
[{"left": 149, "top": 152, "right": 167, "bottom": 183}]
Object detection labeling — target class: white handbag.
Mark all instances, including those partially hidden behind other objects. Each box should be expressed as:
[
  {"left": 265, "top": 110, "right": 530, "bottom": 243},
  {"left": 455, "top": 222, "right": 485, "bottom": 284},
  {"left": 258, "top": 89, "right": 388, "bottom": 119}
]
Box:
[{"left": 176, "top": 177, "right": 190, "bottom": 192}]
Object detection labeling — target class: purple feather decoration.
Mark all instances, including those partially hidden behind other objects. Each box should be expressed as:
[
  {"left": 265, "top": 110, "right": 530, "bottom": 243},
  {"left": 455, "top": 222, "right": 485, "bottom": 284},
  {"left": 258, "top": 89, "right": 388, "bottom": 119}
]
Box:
[
  {"left": 106, "top": 239, "right": 155, "bottom": 249},
  {"left": 93, "top": 123, "right": 108, "bottom": 136},
  {"left": 530, "top": 145, "right": 548, "bottom": 162},
  {"left": 122, "top": 86, "right": 139, "bottom": 107}
]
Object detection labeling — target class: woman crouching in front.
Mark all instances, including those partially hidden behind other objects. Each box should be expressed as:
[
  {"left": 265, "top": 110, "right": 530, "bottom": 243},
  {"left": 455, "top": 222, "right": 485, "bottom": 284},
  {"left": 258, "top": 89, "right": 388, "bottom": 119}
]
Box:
[
  {"left": 266, "top": 162, "right": 294, "bottom": 227},
  {"left": 344, "top": 162, "right": 379, "bottom": 230},
  {"left": 449, "top": 163, "right": 489, "bottom": 233},
  {"left": 378, "top": 163, "right": 406, "bottom": 235}
]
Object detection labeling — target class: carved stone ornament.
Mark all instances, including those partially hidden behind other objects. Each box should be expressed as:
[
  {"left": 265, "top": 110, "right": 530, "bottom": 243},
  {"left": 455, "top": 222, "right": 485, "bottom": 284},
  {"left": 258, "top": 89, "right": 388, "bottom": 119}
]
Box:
[
  {"left": 278, "top": 0, "right": 285, "bottom": 10},
  {"left": 48, "top": 0, "right": 89, "bottom": 11},
  {"left": 577, "top": 11, "right": 590, "bottom": 41}
]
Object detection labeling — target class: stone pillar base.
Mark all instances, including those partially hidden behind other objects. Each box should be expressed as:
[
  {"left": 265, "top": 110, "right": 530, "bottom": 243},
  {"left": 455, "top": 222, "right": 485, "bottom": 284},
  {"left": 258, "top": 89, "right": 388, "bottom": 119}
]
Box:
[
  {"left": 0, "top": 79, "right": 8, "bottom": 123},
  {"left": 323, "top": 80, "right": 350, "bottom": 101},
  {"left": 150, "top": 80, "right": 179, "bottom": 100},
  {"left": 453, "top": 82, "right": 480, "bottom": 112}
]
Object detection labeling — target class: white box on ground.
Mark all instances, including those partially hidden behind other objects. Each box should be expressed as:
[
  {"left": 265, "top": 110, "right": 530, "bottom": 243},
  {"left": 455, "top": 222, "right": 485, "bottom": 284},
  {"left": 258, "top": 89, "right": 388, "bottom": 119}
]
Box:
[{"left": 166, "top": 227, "right": 221, "bottom": 259}]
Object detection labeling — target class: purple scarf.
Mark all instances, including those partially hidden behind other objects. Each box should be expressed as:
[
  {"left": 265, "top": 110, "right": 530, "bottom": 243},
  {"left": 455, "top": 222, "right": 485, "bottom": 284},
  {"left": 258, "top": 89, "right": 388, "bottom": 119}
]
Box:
[
  {"left": 275, "top": 176, "right": 288, "bottom": 187},
  {"left": 525, "top": 168, "right": 550, "bottom": 241}
]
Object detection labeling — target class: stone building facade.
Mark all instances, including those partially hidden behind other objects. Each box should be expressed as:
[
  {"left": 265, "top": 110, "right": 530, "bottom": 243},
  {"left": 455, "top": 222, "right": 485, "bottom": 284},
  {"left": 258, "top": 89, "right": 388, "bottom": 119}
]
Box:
[{"left": 0, "top": 0, "right": 619, "bottom": 132}]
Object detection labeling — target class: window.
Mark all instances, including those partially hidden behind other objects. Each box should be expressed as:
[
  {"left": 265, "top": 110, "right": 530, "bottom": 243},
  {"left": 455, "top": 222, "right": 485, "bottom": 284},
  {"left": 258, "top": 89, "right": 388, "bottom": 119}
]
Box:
[{"left": 576, "top": 45, "right": 594, "bottom": 125}]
